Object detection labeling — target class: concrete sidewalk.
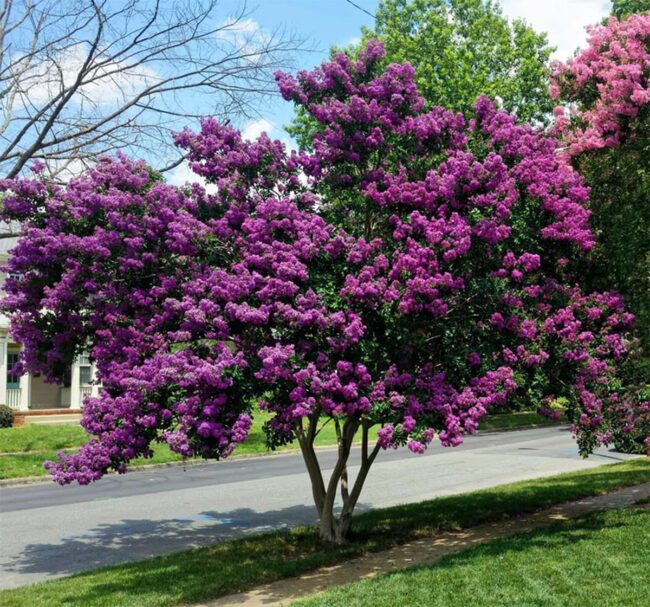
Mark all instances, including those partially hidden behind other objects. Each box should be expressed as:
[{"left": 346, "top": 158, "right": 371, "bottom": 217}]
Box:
[{"left": 195, "top": 482, "right": 650, "bottom": 607}]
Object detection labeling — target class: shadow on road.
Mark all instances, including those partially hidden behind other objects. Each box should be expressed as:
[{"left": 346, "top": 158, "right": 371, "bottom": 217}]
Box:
[{"left": 4, "top": 501, "right": 369, "bottom": 584}]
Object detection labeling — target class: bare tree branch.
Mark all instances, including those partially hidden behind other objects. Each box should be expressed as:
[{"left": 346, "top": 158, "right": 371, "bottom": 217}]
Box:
[{"left": 0, "top": 0, "right": 309, "bottom": 180}]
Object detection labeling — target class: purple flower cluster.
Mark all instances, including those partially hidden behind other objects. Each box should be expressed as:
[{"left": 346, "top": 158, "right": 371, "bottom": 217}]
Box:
[{"left": 1, "top": 41, "right": 644, "bottom": 484}]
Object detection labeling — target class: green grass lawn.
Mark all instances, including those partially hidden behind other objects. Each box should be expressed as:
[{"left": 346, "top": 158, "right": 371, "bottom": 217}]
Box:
[
  {"left": 0, "top": 410, "right": 560, "bottom": 480},
  {"left": 478, "top": 410, "right": 564, "bottom": 431},
  {"left": 0, "top": 459, "right": 647, "bottom": 607},
  {"left": 0, "top": 424, "right": 88, "bottom": 453},
  {"left": 294, "top": 507, "right": 650, "bottom": 607},
  {"left": 0, "top": 414, "right": 343, "bottom": 479}
]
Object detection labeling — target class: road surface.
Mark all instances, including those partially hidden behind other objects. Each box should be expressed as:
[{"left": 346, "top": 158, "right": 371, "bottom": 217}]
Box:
[{"left": 0, "top": 425, "right": 639, "bottom": 589}]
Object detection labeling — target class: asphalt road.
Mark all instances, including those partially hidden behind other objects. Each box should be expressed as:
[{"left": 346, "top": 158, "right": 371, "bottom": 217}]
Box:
[{"left": 0, "top": 425, "right": 640, "bottom": 589}]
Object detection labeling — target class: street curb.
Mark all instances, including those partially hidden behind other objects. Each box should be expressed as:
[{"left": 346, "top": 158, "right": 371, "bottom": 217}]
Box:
[{"left": 0, "top": 423, "right": 567, "bottom": 488}]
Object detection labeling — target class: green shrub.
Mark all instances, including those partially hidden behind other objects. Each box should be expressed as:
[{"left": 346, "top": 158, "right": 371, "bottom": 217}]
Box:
[{"left": 0, "top": 404, "right": 15, "bottom": 428}]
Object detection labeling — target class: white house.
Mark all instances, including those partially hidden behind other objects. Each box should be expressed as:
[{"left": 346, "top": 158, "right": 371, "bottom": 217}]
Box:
[{"left": 0, "top": 239, "right": 99, "bottom": 412}]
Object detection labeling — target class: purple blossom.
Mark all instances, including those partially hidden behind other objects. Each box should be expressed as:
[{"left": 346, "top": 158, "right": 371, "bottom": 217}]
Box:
[{"left": 0, "top": 40, "right": 644, "bottom": 485}]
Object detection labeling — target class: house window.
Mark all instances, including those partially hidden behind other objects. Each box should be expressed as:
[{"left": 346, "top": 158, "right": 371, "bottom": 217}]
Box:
[
  {"left": 79, "top": 365, "right": 92, "bottom": 385},
  {"left": 7, "top": 352, "right": 20, "bottom": 388},
  {"left": 79, "top": 354, "right": 92, "bottom": 385}
]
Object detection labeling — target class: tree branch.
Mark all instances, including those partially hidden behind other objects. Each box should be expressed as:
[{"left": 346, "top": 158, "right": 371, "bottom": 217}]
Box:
[{"left": 0, "top": 0, "right": 309, "bottom": 178}]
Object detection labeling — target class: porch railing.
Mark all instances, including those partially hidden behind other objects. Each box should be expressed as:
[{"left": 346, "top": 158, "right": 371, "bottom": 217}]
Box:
[{"left": 6, "top": 388, "right": 21, "bottom": 410}]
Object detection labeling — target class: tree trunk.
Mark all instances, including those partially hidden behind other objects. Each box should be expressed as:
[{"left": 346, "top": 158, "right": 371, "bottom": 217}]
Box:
[{"left": 295, "top": 415, "right": 381, "bottom": 543}]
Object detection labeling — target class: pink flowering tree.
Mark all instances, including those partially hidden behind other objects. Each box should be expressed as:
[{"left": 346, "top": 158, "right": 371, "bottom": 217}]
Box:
[
  {"left": 1, "top": 42, "right": 642, "bottom": 541},
  {"left": 550, "top": 12, "right": 650, "bottom": 155},
  {"left": 551, "top": 11, "right": 650, "bottom": 453}
]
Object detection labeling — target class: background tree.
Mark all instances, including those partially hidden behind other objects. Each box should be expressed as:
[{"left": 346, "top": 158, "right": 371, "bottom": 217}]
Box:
[
  {"left": 290, "top": 0, "right": 555, "bottom": 148},
  {"left": 611, "top": 0, "right": 650, "bottom": 19},
  {"left": 368, "top": 0, "right": 555, "bottom": 122},
  {"left": 551, "top": 9, "right": 650, "bottom": 452},
  {"left": 0, "top": 0, "right": 305, "bottom": 182},
  {"left": 1, "top": 43, "right": 642, "bottom": 542}
]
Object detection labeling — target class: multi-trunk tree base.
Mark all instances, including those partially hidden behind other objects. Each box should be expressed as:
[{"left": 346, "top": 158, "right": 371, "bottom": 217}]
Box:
[{"left": 295, "top": 413, "right": 380, "bottom": 543}]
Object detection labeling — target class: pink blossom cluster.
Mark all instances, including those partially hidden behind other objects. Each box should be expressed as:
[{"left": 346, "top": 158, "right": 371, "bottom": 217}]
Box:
[
  {"left": 0, "top": 40, "right": 644, "bottom": 484},
  {"left": 551, "top": 12, "right": 650, "bottom": 155},
  {"left": 609, "top": 391, "right": 650, "bottom": 452}
]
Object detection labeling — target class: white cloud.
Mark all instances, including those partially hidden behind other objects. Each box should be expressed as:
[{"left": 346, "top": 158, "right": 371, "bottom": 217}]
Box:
[
  {"left": 242, "top": 117, "right": 274, "bottom": 141},
  {"left": 220, "top": 17, "right": 261, "bottom": 37},
  {"left": 242, "top": 117, "right": 298, "bottom": 154},
  {"left": 167, "top": 160, "right": 217, "bottom": 194},
  {"left": 217, "top": 17, "right": 272, "bottom": 55},
  {"left": 167, "top": 160, "right": 196, "bottom": 186},
  {"left": 341, "top": 35, "right": 361, "bottom": 48},
  {"left": 15, "top": 43, "right": 159, "bottom": 108},
  {"left": 279, "top": 135, "right": 298, "bottom": 155},
  {"left": 46, "top": 157, "right": 92, "bottom": 181},
  {"left": 499, "top": 0, "right": 610, "bottom": 60}
]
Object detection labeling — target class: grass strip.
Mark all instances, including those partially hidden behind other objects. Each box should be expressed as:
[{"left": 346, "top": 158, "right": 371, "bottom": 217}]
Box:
[
  {"left": 0, "top": 417, "right": 333, "bottom": 479},
  {"left": 0, "top": 424, "right": 88, "bottom": 453},
  {"left": 0, "top": 459, "right": 648, "bottom": 607},
  {"left": 478, "top": 410, "right": 563, "bottom": 431},
  {"left": 294, "top": 507, "right": 650, "bottom": 607}
]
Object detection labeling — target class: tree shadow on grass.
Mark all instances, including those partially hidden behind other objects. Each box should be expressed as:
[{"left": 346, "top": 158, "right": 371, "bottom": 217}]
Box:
[
  {"left": 351, "top": 463, "right": 649, "bottom": 539},
  {"left": 51, "top": 501, "right": 644, "bottom": 607},
  {"left": 413, "top": 509, "right": 637, "bottom": 571}
]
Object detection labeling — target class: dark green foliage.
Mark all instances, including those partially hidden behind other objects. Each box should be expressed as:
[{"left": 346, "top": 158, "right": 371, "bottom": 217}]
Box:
[
  {"left": 0, "top": 404, "right": 15, "bottom": 428},
  {"left": 575, "top": 106, "right": 650, "bottom": 365},
  {"left": 611, "top": 0, "right": 650, "bottom": 18},
  {"left": 612, "top": 384, "right": 650, "bottom": 454},
  {"left": 613, "top": 430, "right": 648, "bottom": 455}
]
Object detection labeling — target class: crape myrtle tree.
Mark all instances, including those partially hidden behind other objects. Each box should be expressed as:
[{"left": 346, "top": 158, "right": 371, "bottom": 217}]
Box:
[
  {"left": 0, "top": 42, "right": 643, "bottom": 542},
  {"left": 550, "top": 10, "right": 650, "bottom": 452},
  {"left": 550, "top": 11, "right": 650, "bottom": 346}
]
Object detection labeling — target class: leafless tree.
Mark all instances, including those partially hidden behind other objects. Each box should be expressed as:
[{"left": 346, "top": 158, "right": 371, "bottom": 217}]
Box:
[{"left": 0, "top": 0, "right": 306, "bottom": 184}]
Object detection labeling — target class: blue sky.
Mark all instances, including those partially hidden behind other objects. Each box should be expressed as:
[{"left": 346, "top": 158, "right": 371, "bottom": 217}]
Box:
[
  {"left": 247, "top": 0, "right": 375, "bottom": 139},
  {"left": 170, "top": 0, "right": 612, "bottom": 184}
]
